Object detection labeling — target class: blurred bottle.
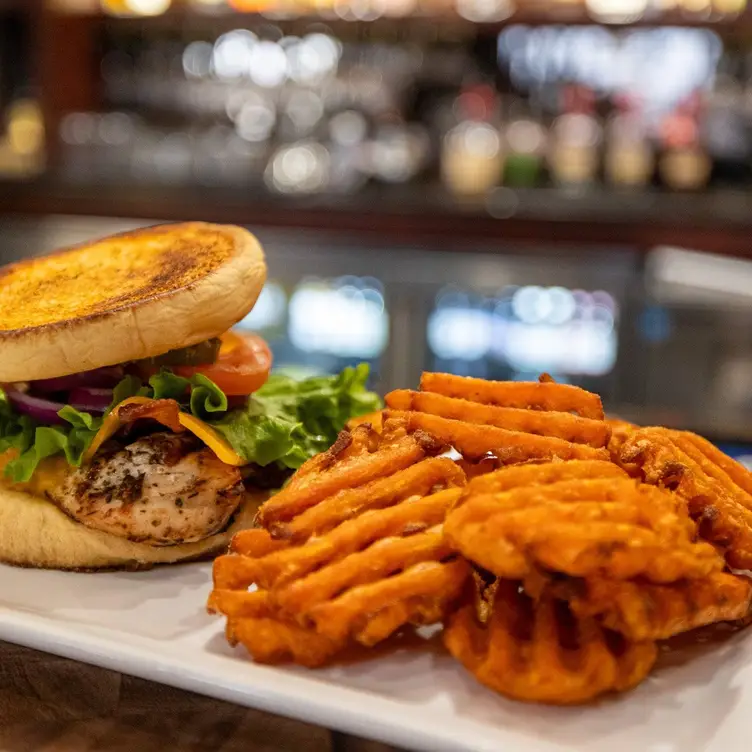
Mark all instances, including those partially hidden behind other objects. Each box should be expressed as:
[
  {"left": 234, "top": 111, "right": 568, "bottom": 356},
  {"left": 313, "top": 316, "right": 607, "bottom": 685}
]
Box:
[
  {"left": 369, "top": 121, "right": 430, "bottom": 185},
  {"left": 441, "top": 84, "right": 503, "bottom": 198},
  {"left": 712, "top": 0, "right": 746, "bottom": 14},
  {"left": 703, "top": 57, "right": 750, "bottom": 186},
  {"left": 0, "top": 99, "right": 45, "bottom": 177},
  {"left": 674, "top": 0, "right": 711, "bottom": 17},
  {"left": 548, "top": 85, "right": 602, "bottom": 188},
  {"left": 604, "top": 94, "right": 654, "bottom": 189},
  {"left": 228, "top": 0, "right": 276, "bottom": 10},
  {"left": 502, "top": 100, "right": 546, "bottom": 188},
  {"left": 658, "top": 93, "right": 711, "bottom": 191},
  {"left": 100, "top": 0, "right": 172, "bottom": 15}
]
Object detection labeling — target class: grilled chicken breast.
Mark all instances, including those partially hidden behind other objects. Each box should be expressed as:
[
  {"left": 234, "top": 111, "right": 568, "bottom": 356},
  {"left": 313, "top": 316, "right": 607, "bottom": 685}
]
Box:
[{"left": 48, "top": 433, "right": 244, "bottom": 545}]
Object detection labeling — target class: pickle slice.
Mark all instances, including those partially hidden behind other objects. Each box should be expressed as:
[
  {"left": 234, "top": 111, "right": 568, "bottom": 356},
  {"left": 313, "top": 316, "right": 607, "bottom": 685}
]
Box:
[{"left": 139, "top": 338, "right": 222, "bottom": 367}]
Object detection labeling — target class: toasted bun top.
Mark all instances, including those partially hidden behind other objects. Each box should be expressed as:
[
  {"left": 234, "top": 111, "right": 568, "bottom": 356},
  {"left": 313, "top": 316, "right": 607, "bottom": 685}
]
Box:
[{"left": 0, "top": 222, "right": 266, "bottom": 381}]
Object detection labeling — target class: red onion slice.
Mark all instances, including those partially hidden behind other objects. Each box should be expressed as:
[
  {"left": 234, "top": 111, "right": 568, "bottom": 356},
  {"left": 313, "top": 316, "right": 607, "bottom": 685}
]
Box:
[
  {"left": 68, "top": 387, "right": 114, "bottom": 415},
  {"left": 33, "top": 366, "right": 124, "bottom": 393},
  {"left": 5, "top": 388, "right": 66, "bottom": 425}
]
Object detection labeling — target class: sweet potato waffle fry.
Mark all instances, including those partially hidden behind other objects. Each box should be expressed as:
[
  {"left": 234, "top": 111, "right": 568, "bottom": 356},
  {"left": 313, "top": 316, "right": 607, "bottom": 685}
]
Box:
[
  {"left": 346, "top": 410, "right": 384, "bottom": 433},
  {"left": 622, "top": 427, "right": 752, "bottom": 568},
  {"left": 387, "top": 390, "right": 609, "bottom": 447},
  {"left": 444, "top": 580, "right": 657, "bottom": 704},
  {"left": 463, "top": 458, "right": 627, "bottom": 494},
  {"left": 215, "top": 589, "right": 343, "bottom": 667},
  {"left": 256, "top": 428, "right": 438, "bottom": 531},
  {"left": 209, "top": 428, "right": 470, "bottom": 662},
  {"left": 384, "top": 373, "right": 610, "bottom": 466},
  {"left": 542, "top": 572, "right": 752, "bottom": 641},
  {"left": 208, "top": 531, "right": 345, "bottom": 667},
  {"left": 606, "top": 418, "right": 641, "bottom": 474},
  {"left": 445, "top": 460, "right": 723, "bottom": 583},
  {"left": 274, "top": 455, "right": 465, "bottom": 544},
  {"left": 419, "top": 373, "right": 605, "bottom": 419}
]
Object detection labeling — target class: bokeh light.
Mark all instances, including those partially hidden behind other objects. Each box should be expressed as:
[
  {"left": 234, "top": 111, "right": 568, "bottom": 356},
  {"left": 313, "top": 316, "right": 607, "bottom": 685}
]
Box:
[
  {"left": 429, "top": 285, "right": 618, "bottom": 377},
  {"left": 288, "top": 277, "right": 389, "bottom": 359},
  {"left": 236, "top": 281, "right": 288, "bottom": 332}
]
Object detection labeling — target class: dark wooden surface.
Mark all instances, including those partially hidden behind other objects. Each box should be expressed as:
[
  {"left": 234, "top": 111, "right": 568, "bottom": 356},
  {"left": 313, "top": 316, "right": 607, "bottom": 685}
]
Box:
[{"left": 0, "top": 641, "right": 403, "bottom": 752}]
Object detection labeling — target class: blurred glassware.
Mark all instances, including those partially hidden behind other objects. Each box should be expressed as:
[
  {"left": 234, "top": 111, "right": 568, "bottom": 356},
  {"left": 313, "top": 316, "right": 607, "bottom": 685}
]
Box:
[
  {"left": 265, "top": 140, "right": 330, "bottom": 193},
  {"left": 368, "top": 122, "right": 430, "bottom": 183},
  {"left": 234, "top": 91, "right": 277, "bottom": 143},
  {"left": 53, "top": 15, "right": 752, "bottom": 200},
  {"left": 497, "top": 26, "right": 722, "bottom": 121},
  {"left": 328, "top": 110, "right": 370, "bottom": 192},
  {"left": 279, "top": 89, "right": 325, "bottom": 139}
]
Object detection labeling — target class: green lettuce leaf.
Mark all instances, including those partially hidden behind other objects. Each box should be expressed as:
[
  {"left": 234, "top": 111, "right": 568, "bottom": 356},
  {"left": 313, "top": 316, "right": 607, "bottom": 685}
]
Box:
[
  {"left": 0, "top": 391, "right": 34, "bottom": 456},
  {"left": 1, "top": 404, "right": 103, "bottom": 483},
  {"left": 189, "top": 373, "right": 228, "bottom": 417},
  {"left": 141, "top": 370, "right": 227, "bottom": 416},
  {"left": 210, "top": 363, "right": 381, "bottom": 469},
  {"left": 148, "top": 370, "right": 190, "bottom": 401},
  {"left": 111, "top": 374, "right": 150, "bottom": 405},
  {"left": 211, "top": 412, "right": 300, "bottom": 468}
]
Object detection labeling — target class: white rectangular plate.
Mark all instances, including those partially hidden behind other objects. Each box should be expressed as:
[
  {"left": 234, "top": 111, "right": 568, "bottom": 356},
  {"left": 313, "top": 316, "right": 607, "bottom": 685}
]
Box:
[{"left": 0, "top": 562, "right": 748, "bottom": 752}]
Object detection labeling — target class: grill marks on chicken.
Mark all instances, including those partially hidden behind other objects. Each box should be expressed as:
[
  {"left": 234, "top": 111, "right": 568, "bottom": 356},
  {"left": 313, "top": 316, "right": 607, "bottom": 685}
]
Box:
[{"left": 48, "top": 433, "right": 244, "bottom": 545}]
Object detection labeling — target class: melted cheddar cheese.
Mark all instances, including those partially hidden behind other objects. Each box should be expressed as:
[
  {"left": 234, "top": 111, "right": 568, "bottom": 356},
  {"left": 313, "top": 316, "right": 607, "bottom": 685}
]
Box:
[
  {"left": 83, "top": 397, "right": 245, "bottom": 466},
  {"left": 0, "top": 451, "right": 70, "bottom": 497}
]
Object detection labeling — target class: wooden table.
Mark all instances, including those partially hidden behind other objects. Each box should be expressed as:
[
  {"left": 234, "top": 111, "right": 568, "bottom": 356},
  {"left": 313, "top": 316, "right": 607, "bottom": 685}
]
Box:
[{"left": 0, "top": 641, "right": 404, "bottom": 752}]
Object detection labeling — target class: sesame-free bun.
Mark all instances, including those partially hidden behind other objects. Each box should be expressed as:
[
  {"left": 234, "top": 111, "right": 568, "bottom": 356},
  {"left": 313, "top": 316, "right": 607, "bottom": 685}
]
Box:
[
  {"left": 0, "top": 222, "right": 266, "bottom": 382},
  {"left": 0, "top": 486, "right": 264, "bottom": 571}
]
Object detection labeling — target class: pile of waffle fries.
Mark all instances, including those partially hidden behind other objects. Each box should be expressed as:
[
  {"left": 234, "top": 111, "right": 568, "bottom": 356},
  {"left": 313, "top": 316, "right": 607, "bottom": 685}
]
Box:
[{"left": 209, "top": 373, "right": 752, "bottom": 705}]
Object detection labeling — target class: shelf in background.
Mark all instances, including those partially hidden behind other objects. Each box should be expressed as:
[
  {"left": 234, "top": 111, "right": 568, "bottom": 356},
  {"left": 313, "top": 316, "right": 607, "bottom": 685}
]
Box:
[
  {"left": 46, "top": 2, "right": 752, "bottom": 36},
  {"left": 3, "top": 179, "right": 752, "bottom": 256}
]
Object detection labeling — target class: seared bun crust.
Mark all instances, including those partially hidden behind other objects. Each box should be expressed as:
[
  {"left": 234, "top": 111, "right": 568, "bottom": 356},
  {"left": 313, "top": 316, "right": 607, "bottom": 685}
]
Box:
[
  {"left": 0, "top": 222, "right": 266, "bottom": 382},
  {"left": 0, "top": 486, "right": 265, "bottom": 571}
]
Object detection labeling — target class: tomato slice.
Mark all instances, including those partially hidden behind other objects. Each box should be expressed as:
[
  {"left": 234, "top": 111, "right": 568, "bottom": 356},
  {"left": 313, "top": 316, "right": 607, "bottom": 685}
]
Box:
[{"left": 173, "top": 332, "right": 272, "bottom": 396}]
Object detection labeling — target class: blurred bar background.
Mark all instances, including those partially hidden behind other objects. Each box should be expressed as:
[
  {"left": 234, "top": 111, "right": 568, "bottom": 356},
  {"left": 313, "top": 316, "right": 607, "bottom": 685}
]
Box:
[{"left": 3, "top": 0, "right": 752, "bottom": 460}]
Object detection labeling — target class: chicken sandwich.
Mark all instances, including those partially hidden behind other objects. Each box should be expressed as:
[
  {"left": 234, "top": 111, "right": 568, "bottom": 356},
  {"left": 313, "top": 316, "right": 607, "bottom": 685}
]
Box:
[{"left": 0, "top": 222, "right": 379, "bottom": 570}]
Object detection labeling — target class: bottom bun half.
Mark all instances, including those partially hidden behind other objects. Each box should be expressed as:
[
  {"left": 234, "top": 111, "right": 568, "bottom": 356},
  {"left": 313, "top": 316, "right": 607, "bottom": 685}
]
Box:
[{"left": 0, "top": 486, "right": 267, "bottom": 571}]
